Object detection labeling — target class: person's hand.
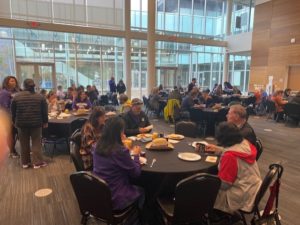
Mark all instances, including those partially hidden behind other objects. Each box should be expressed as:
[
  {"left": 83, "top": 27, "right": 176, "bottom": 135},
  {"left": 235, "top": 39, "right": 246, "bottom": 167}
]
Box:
[
  {"left": 139, "top": 127, "right": 148, "bottom": 133},
  {"left": 121, "top": 132, "right": 126, "bottom": 141},
  {"left": 43, "top": 123, "right": 48, "bottom": 128},
  {"left": 131, "top": 145, "right": 141, "bottom": 156},
  {"left": 206, "top": 144, "right": 223, "bottom": 154}
]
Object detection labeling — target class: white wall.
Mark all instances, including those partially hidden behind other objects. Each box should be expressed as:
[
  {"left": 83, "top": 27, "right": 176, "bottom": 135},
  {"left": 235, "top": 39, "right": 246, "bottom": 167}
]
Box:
[
  {"left": 225, "top": 31, "right": 252, "bottom": 54},
  {"left": 255, "top": 0, "right": 271, "bottom": 5}
]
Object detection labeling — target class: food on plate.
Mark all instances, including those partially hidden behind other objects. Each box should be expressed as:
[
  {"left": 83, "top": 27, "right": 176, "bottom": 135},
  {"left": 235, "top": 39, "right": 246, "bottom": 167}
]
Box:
[
  {"left": 137, "top": 133, "right": 152, "bottom": 139},
  {"left": 152, "top": 132, "right": 159, "bottom": 139},
  {"left": 77, "top": 108, "right": 86, "bottom": 115},
  {"left": 151, "top": 138, "right": 168, "bottom": 148},
  {"left": 167, "top": 133, "right": 184, "bottom": 140}
]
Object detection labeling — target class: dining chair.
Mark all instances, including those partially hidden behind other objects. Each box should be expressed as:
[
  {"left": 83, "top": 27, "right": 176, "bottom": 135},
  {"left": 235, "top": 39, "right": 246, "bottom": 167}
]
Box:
[
  {"left": 42, "top": 128, "right": 68, "bottom": 158},
  {"left": 70, "top": 171, "right": 139, "bottom": 225},
  {"left": 70, "top": 118, "right": 87, "bottom": 134},
  {"left": 239, "top": 163, "right": 284, "bottom": 225},
  {"left": 255, "top": 138, "right": 263, "bottom": 161},
  {"left": 69, "top": 129, "right": 84, "bottom": 171},
  {"left": 157, "top": 173, "right": 221, "bottom": 225},
  {"left": 175, "top": 121, "right": 197, "bottom": 138}
]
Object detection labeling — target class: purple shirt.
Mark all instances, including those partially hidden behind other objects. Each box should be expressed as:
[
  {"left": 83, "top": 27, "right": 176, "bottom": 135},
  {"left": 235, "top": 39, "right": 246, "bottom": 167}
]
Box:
[
  {"left": 93, "top": 145, "right": 141, "bottom": 210},
  {"left": 0, "top": 89, "right": 16, "bottom": 112},
  {"left": 72, "top": 98, "right": 92, "bottom": 110}
]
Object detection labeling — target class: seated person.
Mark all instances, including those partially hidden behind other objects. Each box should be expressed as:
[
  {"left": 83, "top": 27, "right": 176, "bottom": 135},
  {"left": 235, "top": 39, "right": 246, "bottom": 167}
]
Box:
[
  {"left": 212, "top": 84, "right": 223, "bottom": 96},
  {"left": 123, "top": 98, "right": 151, "bottom": 136},
  {"left": 271, "top": 90, "right": 288, "bottom": 121},
  {"left": 223, "top": 81, "right": 233, "bottom": 95},
  {"left": 80, "top": 107, "right": 106, "bottom": 170},
  {"left": 283, "top": 88, "right": 291, "bottom": 99},
  {"left": 199, "top": 88, "right": 214, "bottom": 108},
  {"left": 181, "top": 88, "right": 199, "bottom": 112},
  {"left": 149, "top": 87, "right": 164, "bottom": 116},
  {"left": 72, "top": 90, "right": 92, "bottom": 110},
  {"left": 47, "top": 91, "right": 59, "bottom": 113},
  {"left": 93, "top": 117, "right": 144, "bottom": 211},
  {"left": 168, "top": 86, "right": 182, "bottom": 103},
  {"left": 232, "top": 86, "right": 241, "bottom": 95},
  {"left": 210, "top": 122, "right": 261, "bottom": 215},
  {"left": 119, "top": 94, "right": 131, "bottom": 113}
]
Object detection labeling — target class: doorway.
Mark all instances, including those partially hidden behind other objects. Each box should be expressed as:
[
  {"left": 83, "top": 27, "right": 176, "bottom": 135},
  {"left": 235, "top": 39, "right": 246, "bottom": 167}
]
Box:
[
  {"left": 16, "top": 63, "right": 56, "bottom": 91},
  {"left": 288, "top": 65, "right": 300, "bottom": 91},
  {"left": 156, "top": 67, "right": 177, "bottom": 89}
]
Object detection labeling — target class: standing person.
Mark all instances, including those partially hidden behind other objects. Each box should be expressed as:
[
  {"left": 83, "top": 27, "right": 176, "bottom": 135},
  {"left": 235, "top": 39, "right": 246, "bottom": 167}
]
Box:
[
  {"left": 0, "top": 76, "right": 21, "bottom": 158},
  {"left": 109, "top": 76, "right": 117, "bottom": 94},
  {"left": 93, "top": 117, "right": 144, "bottom": 211},
  {"left": 11, "top": 79, "right": 48, "bottom": 169},
  {"left": 116, "top": 79, "right": 126, "bottom": 95},
  {"left": 188, "top": 78, "right": 197, "bottom": 93}
]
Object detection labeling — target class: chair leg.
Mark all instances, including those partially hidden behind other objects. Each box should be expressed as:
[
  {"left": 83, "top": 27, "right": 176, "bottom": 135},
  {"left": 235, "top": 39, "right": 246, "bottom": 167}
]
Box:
[{"left": 81, "top": 215, "right": 88, "bottom": 225}]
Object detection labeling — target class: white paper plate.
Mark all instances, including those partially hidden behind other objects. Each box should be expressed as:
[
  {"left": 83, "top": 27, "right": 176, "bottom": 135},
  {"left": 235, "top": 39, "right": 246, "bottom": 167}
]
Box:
[
  {"left": 192, "top": 141, "right": 209, "bottom": 148},
  {"left": 139, "top": 157, "right": 147, "bottom": 165},
  {"left": 178, "top": 152, "right": 201, "bottom": 161}
]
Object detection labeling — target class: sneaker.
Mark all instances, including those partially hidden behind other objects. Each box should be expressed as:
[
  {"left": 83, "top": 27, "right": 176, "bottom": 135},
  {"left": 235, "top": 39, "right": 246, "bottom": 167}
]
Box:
[
  {"left": 22, "top": 164, "right": 30, "bottom": 169},
  {"left": 10, "top": 152, "right": 20, "bottom": 158},
  {"left": 33, "top": 162, "right": 48, "bottom": 169}
]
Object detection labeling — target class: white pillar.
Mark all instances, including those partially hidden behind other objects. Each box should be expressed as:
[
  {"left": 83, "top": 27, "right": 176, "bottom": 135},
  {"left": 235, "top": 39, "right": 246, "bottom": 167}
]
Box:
[
  {"left": 124, "top": 0, "right": 132, "bottom": 98},
  {"left": 223, "top": 0, "right": 233, "bottom": 83},
  {"left": 147, "top": 0, "right": 156, "bottom": 96}
]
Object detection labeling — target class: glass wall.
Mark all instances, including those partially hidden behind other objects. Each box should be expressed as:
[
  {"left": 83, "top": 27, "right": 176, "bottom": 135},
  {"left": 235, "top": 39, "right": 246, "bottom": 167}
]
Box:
[
  {"left": 0, "top": 27, "right": 124, "bottom": 94},
  {"left": 131, "top": 0, "right": 148, "bottom": 31},
  {"left": 231, "top": 0, "right": 255, "bottom": 34},
  {"left": 156, "top": 0, "right": 226, "bottom": 39},
  {"left": 0, "top": 0, "right": 124, "bottom": 30},
  {"left": 229, "top": 54, "right": 251, "bottom": 93},
  {"left": 156, "top": 41, "right": 224, "bottom": 91}
]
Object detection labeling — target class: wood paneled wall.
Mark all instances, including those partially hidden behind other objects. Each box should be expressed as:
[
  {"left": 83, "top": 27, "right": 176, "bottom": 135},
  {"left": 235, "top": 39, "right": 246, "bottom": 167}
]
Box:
[{"left": 250, "top": 0, "right": 300, "bottom": 91}]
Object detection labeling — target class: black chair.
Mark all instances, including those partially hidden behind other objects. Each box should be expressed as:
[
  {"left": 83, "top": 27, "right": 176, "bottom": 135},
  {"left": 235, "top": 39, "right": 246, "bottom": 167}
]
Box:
[
  {"left": 157, "top": 173, "right": 221, "bottom": 225},
  {"left": 239, "top": 164, "right": 284, "bottom": 225},
  {"left": 42, "top": 128, "right": 68, "bottom": 158},
  {"left": 175, "top": 121, "right": 197, "bottom": 138},
  {"left": 70, "top": 171, "right": 139, "bottom": 225},
  {"left": 265, "top": 100, "right": 277, "bottom": 120},
  {"left": 284, "top": 103, "right": 300, "bottom": 124},
  {"left": 100, "top": 95, "right": 110, "bottom": 106},
  {"left": 69, "top": 129, "right": 84, "bottom": 171},
  {"left": 189, "top": 108, "right": 207, "bottom": 137},
  {"left": 71, "top": 118, "right": 87, "bottom": 134},
  {"left": 255, "top": 138, "right": 263, "bottom": 161}
]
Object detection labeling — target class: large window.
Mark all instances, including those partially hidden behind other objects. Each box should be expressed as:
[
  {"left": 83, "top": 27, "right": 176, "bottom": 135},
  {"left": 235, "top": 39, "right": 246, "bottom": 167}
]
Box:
[
  {"left": 0, "top": 27, "right": 124, "bottom": 94},
  {"left": 231, "top": 0, "right": 255, "bottom": 34},
  {"left": 229, "top": 55, "right": 251, "bottom": 93},
  {"left": 0, "top": 0, "right": 124, "bottom": 30},
  {"left": 156, "top": 41, "right": 224, "bottom": 91}
]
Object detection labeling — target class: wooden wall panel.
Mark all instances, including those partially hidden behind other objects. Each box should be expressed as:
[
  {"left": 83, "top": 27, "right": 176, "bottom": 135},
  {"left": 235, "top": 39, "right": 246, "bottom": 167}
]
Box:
[
  {"left": 250, "top": 0, "right": 300, "bottom": 91},
  {"left": 288, "top": 66, "right": 300, "bottom": 90}
]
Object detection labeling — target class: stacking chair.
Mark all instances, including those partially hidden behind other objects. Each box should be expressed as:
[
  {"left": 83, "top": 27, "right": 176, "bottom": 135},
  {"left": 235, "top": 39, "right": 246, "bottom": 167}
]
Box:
[
  {"left": 239, "top": 163, "right": 284, "bottom": 225},
  {"left": 265, "top": 100, "right": 277, "bottom": 121},
  {"left": 255, "top": 138, "right": 263, "bottom": 161},
  {"left": 69, "top": 129, "right": 84, "bottom": 171},
  {"left": 284, "top": 103, "right": 300, "bottom": 124},
  {"left": 157, "top": 173, "right": 221, "bottom": 225},
  {"left": 70, "top": 118, "right": 87, "bottom": 134},
  {"left": 175, "top": 121, "right": 197, "bottom": 138},
  {"left": 42, "top": 128, "right": 68, "bottom": 158},
  {"left": 70, "top": 171, "right": 139, "bottom": 225}
]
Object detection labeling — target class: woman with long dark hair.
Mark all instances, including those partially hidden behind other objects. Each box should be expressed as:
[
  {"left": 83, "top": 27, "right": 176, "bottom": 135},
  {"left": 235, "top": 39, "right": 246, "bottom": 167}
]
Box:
[
  {"left": 80, "top": 107, "right": 106, "bottom": 170},
  {"left": 93, "top": 116, "right": 143, "bottom": 211},
  {"left": 0, "top": 76, "right": 20, "bottom": 158}
]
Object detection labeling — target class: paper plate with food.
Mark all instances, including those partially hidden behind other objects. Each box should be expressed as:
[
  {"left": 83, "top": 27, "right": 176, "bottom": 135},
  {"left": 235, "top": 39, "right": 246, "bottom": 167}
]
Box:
[
  {"left": 145, "top": 138, "right": 174, "bottom": 150},
  {"left": 178, "top": 152, "right": 201, "bottom": 161},
  {"left": 166, "top": 133, "right": 184, "bottom": 140}
]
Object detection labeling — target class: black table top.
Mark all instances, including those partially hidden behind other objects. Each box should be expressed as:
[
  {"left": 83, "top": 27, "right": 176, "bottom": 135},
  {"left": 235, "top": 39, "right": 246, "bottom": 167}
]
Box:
[
  {"left": 139, "top": 138, "right": 218, "bottom": 174},
  {"left": 48, "top": 113, "right": 89, "bottom": 124}
]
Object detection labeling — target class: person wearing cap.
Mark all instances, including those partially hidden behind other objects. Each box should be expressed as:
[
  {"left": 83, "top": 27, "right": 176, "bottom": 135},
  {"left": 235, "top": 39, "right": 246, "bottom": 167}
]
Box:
[
  {"left": 122, "top": 98, "right": 151, "bottom": 136},
  {"left": 11, "top": 79, "right": 48, "bottom": 169}
]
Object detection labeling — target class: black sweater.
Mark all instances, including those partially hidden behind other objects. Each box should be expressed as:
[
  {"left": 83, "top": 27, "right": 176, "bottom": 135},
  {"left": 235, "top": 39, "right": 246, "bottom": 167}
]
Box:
[{"left": 122, "top": 110, "right": 151, "bottom": 136}]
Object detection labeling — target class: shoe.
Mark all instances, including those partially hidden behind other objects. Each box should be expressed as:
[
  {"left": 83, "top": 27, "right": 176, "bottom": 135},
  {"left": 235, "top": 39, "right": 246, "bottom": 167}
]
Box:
[
  {"left": 33, "top": 162, "right": 48, "bottom": 169},
  {"left": 22, "top": 164, "right": 30, "bottom": 169},
  {"left": 10, "top": 152, "right": 20, "bottom": 158}
]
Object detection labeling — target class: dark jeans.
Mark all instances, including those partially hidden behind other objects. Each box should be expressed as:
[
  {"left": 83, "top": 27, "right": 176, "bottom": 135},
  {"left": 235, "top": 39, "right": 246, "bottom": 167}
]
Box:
[
  {"left": 10, "top": 125, "right": 18, "bottom": 154},
  {"left": 17, "top": 127, "right": 44, "bottom": 165}
]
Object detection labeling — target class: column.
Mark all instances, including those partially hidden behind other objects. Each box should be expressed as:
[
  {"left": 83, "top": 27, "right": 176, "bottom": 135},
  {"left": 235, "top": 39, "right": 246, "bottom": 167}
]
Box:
[
  {"left": 124, "top": 0, "right": 132, "bottom": 98},
  {"left": 147, "top": 0, "right": 156, "bottom": 95},
  {"left": 223, "top": 0, "right": 233, "bottom": 83}
]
